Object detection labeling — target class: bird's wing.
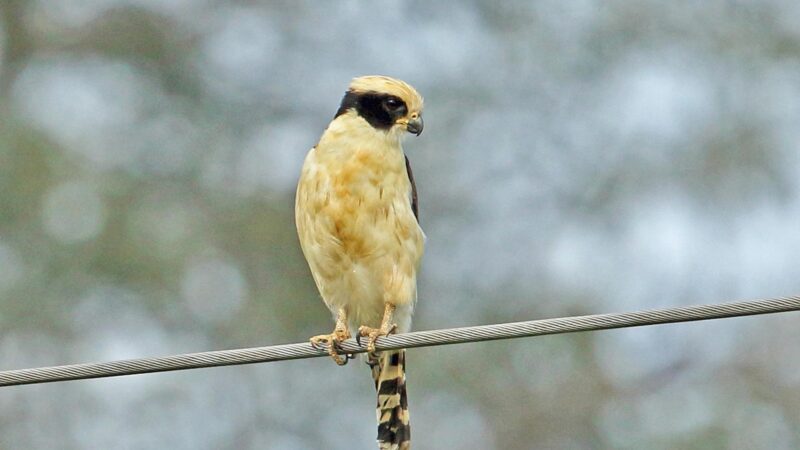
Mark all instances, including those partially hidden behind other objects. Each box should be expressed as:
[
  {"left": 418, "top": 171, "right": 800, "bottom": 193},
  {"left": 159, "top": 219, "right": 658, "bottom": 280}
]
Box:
[{"left": 404, "top": 155, "right": 418, "bottom": 222}]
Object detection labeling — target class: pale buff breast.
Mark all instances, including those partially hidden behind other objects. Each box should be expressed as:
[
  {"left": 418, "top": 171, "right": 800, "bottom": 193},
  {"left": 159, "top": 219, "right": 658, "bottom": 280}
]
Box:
[{"left": 296, "top": 120, "right": 424, "bottom": 330}]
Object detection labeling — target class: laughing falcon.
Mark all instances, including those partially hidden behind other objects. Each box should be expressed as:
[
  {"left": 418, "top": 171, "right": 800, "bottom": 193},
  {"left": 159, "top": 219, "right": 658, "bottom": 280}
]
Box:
[{"left": 295, "top": 76, "right": 424, "bottom": 449}]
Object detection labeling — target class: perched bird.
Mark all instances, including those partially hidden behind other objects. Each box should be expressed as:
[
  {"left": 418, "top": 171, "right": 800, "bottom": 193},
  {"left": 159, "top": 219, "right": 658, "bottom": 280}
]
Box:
[{"left": 295, "top": 75, "right": 424, "bottom": 449}]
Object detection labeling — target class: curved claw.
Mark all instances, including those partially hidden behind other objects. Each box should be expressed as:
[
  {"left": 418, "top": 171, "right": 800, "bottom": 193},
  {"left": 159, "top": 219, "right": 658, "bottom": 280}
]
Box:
[
  {"left": 331, "top": 339, "right": 355, "bottom": 365},
  {"left": 357, "top": 323, "right": 398, "bottom": 353},
  {"left": 309, "top": 329, "right": 352, "bottom": 366},
  {"left": 332, "top": 352, "right": 349, "bottom": 366}
]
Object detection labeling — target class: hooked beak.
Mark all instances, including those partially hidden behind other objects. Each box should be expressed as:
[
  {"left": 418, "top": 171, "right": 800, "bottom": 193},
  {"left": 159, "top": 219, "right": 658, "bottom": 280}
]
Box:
[{"left": 406, "top": 116, "right": 424, "bottom": 136}]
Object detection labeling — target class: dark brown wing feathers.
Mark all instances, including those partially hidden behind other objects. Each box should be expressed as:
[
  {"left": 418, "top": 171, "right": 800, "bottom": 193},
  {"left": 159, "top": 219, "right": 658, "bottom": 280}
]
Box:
[{"left": 404, "top": 155, "right": 418, "bottom": 222}]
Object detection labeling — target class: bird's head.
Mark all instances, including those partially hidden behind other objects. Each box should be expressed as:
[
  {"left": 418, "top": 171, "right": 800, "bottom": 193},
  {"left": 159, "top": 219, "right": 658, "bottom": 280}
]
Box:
[{"left": 334, "top": 75, "right": 424, "bottom": 138}]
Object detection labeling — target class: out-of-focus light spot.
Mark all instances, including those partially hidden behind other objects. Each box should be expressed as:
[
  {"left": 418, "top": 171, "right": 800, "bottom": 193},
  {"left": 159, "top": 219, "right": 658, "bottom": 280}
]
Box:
[
  {"left": 181, "top": 256, "right": 247, "bottom": 323},
  {"left": 624, "top": 191, "right": 695, "bottom": 287},
  {"left": 12, "top": 57, "right": 151, "bottom": 170},
  {"left": 406, "top": 9, "right": 494, "bottom": 80},
  {"left": 135, "top": 113, "right": 199, "bottom": 175},
  {"left": 547, "top": 223, "right": 611, "bottom": 294},
  {"left": 0, "top": 242, "right": 24, "bottom": 291},
  {"left": 416, "top": 393, "right": 495, "bottom": 449},
  {"left": 13, "top": 56, "right": 199, "bottom": 176},
  {"left": 199, "top": 8, "right": 281, "bottom": 99},
  {"left": 637, "top": 382, "right": 715, "bottom": 437},
  {"left": 42, "top": 181, "right": 106, "bottom": 244},
  {"left": 72, "top": 286, "right": 164, "bottom": 363},
  {"left": 236, "top": 122, "right": 314, "bottom": 194},
  {"left": 610, "top": 58, "right": 712, "bottom": 138},
  {"left": 128, "top": 196, "right": 204, "bottom": 259},
  {"left": 593, "top": 325, "right": 686, "bottom": 386},
  {"left": 733, "top": 202, "right": 800, "bottom": 296}
]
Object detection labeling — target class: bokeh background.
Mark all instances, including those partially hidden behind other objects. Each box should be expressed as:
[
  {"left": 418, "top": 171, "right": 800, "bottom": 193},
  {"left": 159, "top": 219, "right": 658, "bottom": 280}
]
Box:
[{"left": 2, "top": 1, "right": 800, "bottom": 448}]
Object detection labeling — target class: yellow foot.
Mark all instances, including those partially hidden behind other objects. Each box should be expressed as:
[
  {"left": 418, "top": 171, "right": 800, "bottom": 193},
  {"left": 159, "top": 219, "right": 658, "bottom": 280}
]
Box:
[
  {"left": 357, "top": 323, "right": 397, "bottom": 353},
  {"left": 310, "top": 328, "right": 352, "bottom": 365}
]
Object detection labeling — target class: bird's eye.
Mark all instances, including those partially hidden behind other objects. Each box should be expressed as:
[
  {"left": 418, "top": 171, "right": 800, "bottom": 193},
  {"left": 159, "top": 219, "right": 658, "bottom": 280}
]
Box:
[{"left": 385, "top": 98, "right": 401, "bottom": 110}]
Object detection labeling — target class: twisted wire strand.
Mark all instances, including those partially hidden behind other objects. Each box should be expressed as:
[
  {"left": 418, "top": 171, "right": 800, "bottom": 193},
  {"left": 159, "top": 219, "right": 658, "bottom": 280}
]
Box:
[{"left": 2, "top": 295, "right": 799, "bottom": 387}]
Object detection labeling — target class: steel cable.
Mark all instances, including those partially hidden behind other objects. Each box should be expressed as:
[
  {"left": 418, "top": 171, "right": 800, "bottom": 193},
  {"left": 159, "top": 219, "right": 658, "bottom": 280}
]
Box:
[{"left": 2, "top": 294, "right": 799, "bottom": 387}]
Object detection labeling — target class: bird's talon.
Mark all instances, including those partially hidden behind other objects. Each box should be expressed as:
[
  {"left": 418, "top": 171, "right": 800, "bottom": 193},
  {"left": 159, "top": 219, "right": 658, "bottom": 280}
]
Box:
[
  {"left": 309, "top": 335, "right": 328, "bottom": 350},
  {"left": 357, "top": 323, "right": 397, "bottom": 353},
  {"left": 309, "top": 329, "right": 351, "bottom": 365}
]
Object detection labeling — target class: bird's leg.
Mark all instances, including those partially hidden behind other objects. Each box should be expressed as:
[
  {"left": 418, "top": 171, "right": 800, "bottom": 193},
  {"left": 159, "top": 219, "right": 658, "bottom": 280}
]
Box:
[
  {"left": 357, "top": 303, "right": 398, "bottom": 353},
  {"left": 310, "top": 308, "right": 352, "bottom": 365}
]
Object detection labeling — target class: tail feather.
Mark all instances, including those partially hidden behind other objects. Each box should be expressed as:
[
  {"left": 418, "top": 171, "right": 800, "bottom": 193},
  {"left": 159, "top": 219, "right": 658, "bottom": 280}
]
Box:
[{"left": 369, "top": 350, "right": 410, "bottom": 450}]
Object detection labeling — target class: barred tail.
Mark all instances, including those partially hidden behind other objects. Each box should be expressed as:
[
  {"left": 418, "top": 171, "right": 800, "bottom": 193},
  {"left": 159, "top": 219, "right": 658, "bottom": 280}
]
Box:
[{"left": 368, "top": 350, "right": 410, "bottom": 450}]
